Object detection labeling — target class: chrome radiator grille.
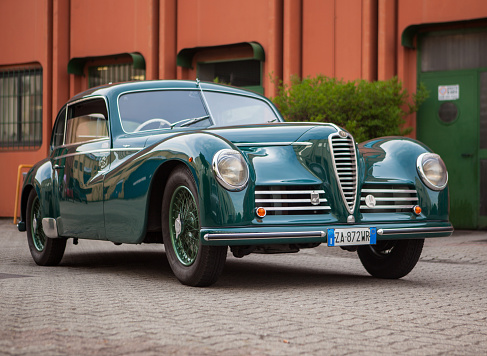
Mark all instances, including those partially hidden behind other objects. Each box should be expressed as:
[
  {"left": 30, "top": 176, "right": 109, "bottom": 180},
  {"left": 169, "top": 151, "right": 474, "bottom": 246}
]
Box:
[
  {"left": 329, "top": 133, "right": 358, "bottom": 214},
  {"left": 255, "top": 185, "right": 329, "bottom": 215},
  {"left": 360, "top": 185, "right": 418, "bottom": 213}
]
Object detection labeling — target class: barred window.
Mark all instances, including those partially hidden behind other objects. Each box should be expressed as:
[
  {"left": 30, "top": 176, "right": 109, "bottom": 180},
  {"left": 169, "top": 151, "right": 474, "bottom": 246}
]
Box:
[
  {"left": 0, "top": 67, "right": 42, "bottom": 150},
  {"left": 88, "top": 63, "right": 145, "bottom": 88}
]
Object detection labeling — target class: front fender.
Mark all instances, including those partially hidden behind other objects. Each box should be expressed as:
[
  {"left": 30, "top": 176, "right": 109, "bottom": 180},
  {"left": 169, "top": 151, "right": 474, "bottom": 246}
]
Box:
[
  {"left": 103, "top": 131, "right": 254, "bottom": 243},
  {"left": 150, "top": 132, "right": 255, "bottom": 228},
  {"left": 358, "top": 136, "right": 449, "bottom": 220}
]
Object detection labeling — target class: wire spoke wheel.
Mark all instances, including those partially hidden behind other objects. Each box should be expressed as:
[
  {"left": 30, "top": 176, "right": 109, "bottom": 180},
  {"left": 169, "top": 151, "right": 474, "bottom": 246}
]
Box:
[
  {"left": 26, "top": 190, "right": 66, "bottom": 266},
  {"left": 169, "top": 186, "right": 199, "bottom": 266},
  {"left": 162, "top": 166, "right": 227, "bottom": 287},
  {"left": 30, "top": 196, "right": 46, "bottom": 251}
]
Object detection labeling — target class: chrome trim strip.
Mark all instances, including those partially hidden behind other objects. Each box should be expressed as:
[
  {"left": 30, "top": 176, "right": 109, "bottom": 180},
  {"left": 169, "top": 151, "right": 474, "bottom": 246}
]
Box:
[
  {"left": 360, "top": 197, "right": 418, "bottom": 201},
  {"left": 236, "top": 142, "right": 314, "bottom": 147},
  {"left": 361, "top": 205, "right": 414, "bottom": 209},
  {"left": 377, "top": 226, "right": 454, "bottom": 235},
  {"left": 362, "top": 188, "right": 417, "bottom": 193},
  {"left": 256, "top": 198, "right": 328, "bottom": 203},
  {"left": 42, "top": 218, "right": 59, "bottom": 239},
  {"left": 54, "top": 147, "right": 142, "bottom": 160},
  {"left": 204, "top": 230, "right": 326, "bottom": 241},
  {"left": 256, "top": 190, "right": 325, "bottom": 194},
  {"left": 264, "top": 206, "right": 330, "bottom": 211}
]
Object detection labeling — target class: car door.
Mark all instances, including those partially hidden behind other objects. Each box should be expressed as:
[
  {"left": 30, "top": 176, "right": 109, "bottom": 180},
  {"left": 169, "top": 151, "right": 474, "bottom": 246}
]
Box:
[{"left": 51, "top": 97, "right": 111, "bottom": 239}]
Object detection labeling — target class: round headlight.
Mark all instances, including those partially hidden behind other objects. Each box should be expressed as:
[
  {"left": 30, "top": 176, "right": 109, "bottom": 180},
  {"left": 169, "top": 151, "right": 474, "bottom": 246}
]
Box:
[
  {"left": 417, "top": 153, "right": 448, "bottom": 191},
  {"left": 212, "top": 149, "right": 249, "bottom": 191}
]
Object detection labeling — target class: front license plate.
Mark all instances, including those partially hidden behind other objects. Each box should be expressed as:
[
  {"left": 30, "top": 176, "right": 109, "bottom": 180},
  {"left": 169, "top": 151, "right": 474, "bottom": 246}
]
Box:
[{"left": 327, "top": 227, "right": 377, "bottom": 247}]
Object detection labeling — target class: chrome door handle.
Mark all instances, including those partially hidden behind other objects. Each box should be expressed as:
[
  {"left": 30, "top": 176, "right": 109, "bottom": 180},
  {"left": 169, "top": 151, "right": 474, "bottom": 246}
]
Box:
[{"left": 53, "top": 164, "right": 64, "bottom": 170}]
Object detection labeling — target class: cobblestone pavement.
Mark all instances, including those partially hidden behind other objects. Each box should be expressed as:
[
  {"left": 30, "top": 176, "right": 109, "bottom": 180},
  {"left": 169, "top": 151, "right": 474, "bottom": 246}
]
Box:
[{"left": 1, "top": 218, "right": 486, "bottom": 355}]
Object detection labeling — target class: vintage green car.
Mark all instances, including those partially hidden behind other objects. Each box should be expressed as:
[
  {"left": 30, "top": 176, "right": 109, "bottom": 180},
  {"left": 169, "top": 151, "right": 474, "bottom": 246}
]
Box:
[{"left": 18, "top": 80, "right": 453, "bottom": 286}]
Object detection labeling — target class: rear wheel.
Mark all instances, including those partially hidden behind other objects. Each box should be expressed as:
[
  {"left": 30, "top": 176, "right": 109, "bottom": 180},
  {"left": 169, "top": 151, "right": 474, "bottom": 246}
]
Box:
[
  {"left": 357, "top": 239, "right": 424, "bottom": 279},
  {"left": 26, "top": 190, "right": 66, "bottom": 266},
  {"left": 162, "top": 166, "right": 226, "bottom": 287}
]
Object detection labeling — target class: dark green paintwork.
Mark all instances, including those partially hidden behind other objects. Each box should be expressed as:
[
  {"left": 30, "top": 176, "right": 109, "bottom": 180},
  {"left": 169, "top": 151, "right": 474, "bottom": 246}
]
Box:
[{"left": 19, "top": 80, "right": 452, "bottom": 247}]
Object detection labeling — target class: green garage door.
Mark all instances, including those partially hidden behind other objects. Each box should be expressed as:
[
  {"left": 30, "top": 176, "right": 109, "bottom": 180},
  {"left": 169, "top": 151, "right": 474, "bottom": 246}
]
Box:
[{"left": 417, "top": 30, "right": 487, "bottom": 229}]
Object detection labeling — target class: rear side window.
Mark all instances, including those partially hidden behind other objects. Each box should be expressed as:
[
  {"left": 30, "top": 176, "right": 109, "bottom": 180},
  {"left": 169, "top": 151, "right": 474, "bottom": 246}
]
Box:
[
  {"left": 51, "top": 106, "right": 66, "bottom": 148},
  {"left": 65, "top": 98, "right": 109, "bottom": 145}
]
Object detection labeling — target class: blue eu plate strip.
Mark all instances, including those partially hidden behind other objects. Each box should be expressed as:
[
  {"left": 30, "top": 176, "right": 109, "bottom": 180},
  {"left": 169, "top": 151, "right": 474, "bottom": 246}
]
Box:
[
  {"left": 328, "top": 229, "right": 335, "bottom": 246},
  {"left": 370, "top": 227, "right": 377, "bottom": 244}
]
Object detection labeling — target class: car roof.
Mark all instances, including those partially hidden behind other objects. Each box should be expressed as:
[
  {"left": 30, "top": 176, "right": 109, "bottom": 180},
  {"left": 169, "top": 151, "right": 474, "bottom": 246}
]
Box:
[{"left": 68, "top": 80, "right": 266, "bottom": 103}]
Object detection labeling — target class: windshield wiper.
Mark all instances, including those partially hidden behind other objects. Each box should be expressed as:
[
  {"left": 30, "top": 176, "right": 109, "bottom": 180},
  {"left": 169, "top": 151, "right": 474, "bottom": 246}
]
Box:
[{"left": 170, "top": 115, "right": 211, "bottom": 129}]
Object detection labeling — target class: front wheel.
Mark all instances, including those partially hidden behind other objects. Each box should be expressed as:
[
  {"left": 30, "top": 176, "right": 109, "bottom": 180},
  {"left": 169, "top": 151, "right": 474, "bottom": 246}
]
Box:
[
  {"left": 162, "top": 166, "right": 227, "bottom": 287},
  {"left": 26, "top": 190, "right": 66, "bottom": 266},
  {"left": 357, "top": 239, "right": 424, "bottom": 279}
]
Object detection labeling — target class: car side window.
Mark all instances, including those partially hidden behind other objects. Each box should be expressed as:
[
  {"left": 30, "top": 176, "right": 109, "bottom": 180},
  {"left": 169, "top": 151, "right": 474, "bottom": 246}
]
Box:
[
  {"left": 65, "top": 98, "right": 109, "bottom": 145},
  {"left": 51, "top": 106, "right": 67, "bottom": 148}
]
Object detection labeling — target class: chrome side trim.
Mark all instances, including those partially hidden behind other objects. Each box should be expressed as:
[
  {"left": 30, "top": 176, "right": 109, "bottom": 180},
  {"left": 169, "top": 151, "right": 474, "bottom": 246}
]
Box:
[
  {"left": 54, "top": 147, "right": 142, "bottom": 160},
  {"left": 42, "top": 218, "right": 59, "bottom": 239},
  {"left": 204, "top": 231, "right": 326, "bottom": 241},
  {"left": 377, "top": 226, "right": 454, "bottom": 235},
  {"left": 234, "top": 142, "right": 312, "bottom": 147}
]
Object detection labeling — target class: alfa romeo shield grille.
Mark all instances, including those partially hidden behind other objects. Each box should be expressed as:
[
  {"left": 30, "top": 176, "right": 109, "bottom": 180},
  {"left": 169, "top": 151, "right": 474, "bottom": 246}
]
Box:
[{"left": 329, "top": 132, "right": 358, "bottom": 214}]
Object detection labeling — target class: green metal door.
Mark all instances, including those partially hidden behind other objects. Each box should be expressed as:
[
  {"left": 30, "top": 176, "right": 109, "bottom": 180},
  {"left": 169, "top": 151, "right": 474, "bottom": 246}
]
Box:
[{"left": 417, "top": 71, "right": 480, "bottom": 228}]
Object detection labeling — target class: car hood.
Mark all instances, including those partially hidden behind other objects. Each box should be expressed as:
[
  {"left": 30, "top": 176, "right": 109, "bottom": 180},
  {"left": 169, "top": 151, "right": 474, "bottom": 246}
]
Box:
[{"left": 206, "top": 122, "right": 338, "bottom": 146}]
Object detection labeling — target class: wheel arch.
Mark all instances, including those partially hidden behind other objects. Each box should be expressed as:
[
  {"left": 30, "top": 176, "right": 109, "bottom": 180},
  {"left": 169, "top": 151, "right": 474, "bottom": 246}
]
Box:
[
  {"left": 144, "top": 160, "right": 194, "bottom": 243},
  {"left": 19, "top": 184, "right": 35, "bottom": 228}
]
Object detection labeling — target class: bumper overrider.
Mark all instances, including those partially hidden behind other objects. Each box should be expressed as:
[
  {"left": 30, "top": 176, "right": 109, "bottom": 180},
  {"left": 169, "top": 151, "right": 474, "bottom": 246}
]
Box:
[{"left": 201, "top": 222, "right": 454, "bottom": 246}]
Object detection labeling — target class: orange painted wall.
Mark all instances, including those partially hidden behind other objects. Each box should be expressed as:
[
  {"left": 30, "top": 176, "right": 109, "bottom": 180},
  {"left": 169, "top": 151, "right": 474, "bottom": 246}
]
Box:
[
  {"left": 0, "top": 0, "right": 52, "bottom": 217},
  {"left": 69, "top": 0, "right": 159, "bottom": 94},
  {"left": 1, "top": 0, "right": 487, "bottom": 217},
  {"left": 176, "top": 0, "right": 284, "bottom": 96}
]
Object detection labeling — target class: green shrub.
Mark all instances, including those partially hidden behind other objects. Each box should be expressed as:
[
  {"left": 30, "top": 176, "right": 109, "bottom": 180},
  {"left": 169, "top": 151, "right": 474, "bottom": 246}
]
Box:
[{"left": 271, "top": 75, "right": 428, "bottom": 143}]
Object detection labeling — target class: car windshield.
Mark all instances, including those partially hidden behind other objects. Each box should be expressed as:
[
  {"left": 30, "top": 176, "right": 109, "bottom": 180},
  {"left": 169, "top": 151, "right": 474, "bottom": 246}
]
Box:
[
  {"left": 118, "top": 89, "right": 279, "bottom": 133},
  {"left": 203, "top": 91, "right": 279, "bottom": 126},
  {"left": 119, "top": 90, "right": 208, "bottom": 132}
]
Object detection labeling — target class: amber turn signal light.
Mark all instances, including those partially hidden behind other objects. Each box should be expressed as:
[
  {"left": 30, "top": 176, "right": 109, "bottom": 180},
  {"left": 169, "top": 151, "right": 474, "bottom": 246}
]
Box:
[
  {"left": 413, "top": 205, "right": 422, "bottom": 215},
  {"left": 256, "top": 207, "right": 266, "bottom": 218}
]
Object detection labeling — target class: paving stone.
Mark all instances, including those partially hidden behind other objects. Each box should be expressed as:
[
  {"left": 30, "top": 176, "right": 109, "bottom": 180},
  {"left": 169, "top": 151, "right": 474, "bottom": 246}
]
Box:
[{"left": 1, "top": 219, "right": 487, "bottom": 355}]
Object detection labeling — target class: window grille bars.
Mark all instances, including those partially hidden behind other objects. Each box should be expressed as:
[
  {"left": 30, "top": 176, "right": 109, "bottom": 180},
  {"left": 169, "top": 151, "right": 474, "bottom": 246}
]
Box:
[{"left": 0, "top": 67, "right": 42, "bottom": 150}]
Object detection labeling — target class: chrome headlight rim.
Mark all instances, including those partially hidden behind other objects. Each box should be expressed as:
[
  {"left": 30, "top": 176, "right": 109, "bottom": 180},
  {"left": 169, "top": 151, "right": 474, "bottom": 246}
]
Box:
[
  {"left": 212, "top": 148, "right": 249, "bottom": 191},
  {"left": 416, "top": 152, "right": 448, "bottom": 191}
]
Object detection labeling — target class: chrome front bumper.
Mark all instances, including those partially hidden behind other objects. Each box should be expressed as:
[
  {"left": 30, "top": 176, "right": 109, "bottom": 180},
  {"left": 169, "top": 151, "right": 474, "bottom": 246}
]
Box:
[{"left": 202, "top": 223, "right": 454, "bottom": 245}]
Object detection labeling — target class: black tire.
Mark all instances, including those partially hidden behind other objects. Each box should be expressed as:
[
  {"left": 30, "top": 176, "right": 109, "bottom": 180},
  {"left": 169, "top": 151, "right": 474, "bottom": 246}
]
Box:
[
  {"left": 357, "top": 239, "right": 424, "bottom": 279},
  {"left": 162, "top": 166, "right": 227, "bottom": 287},
  {"left": 26, "top": 190, "right": 66, "bottom": 266}
]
